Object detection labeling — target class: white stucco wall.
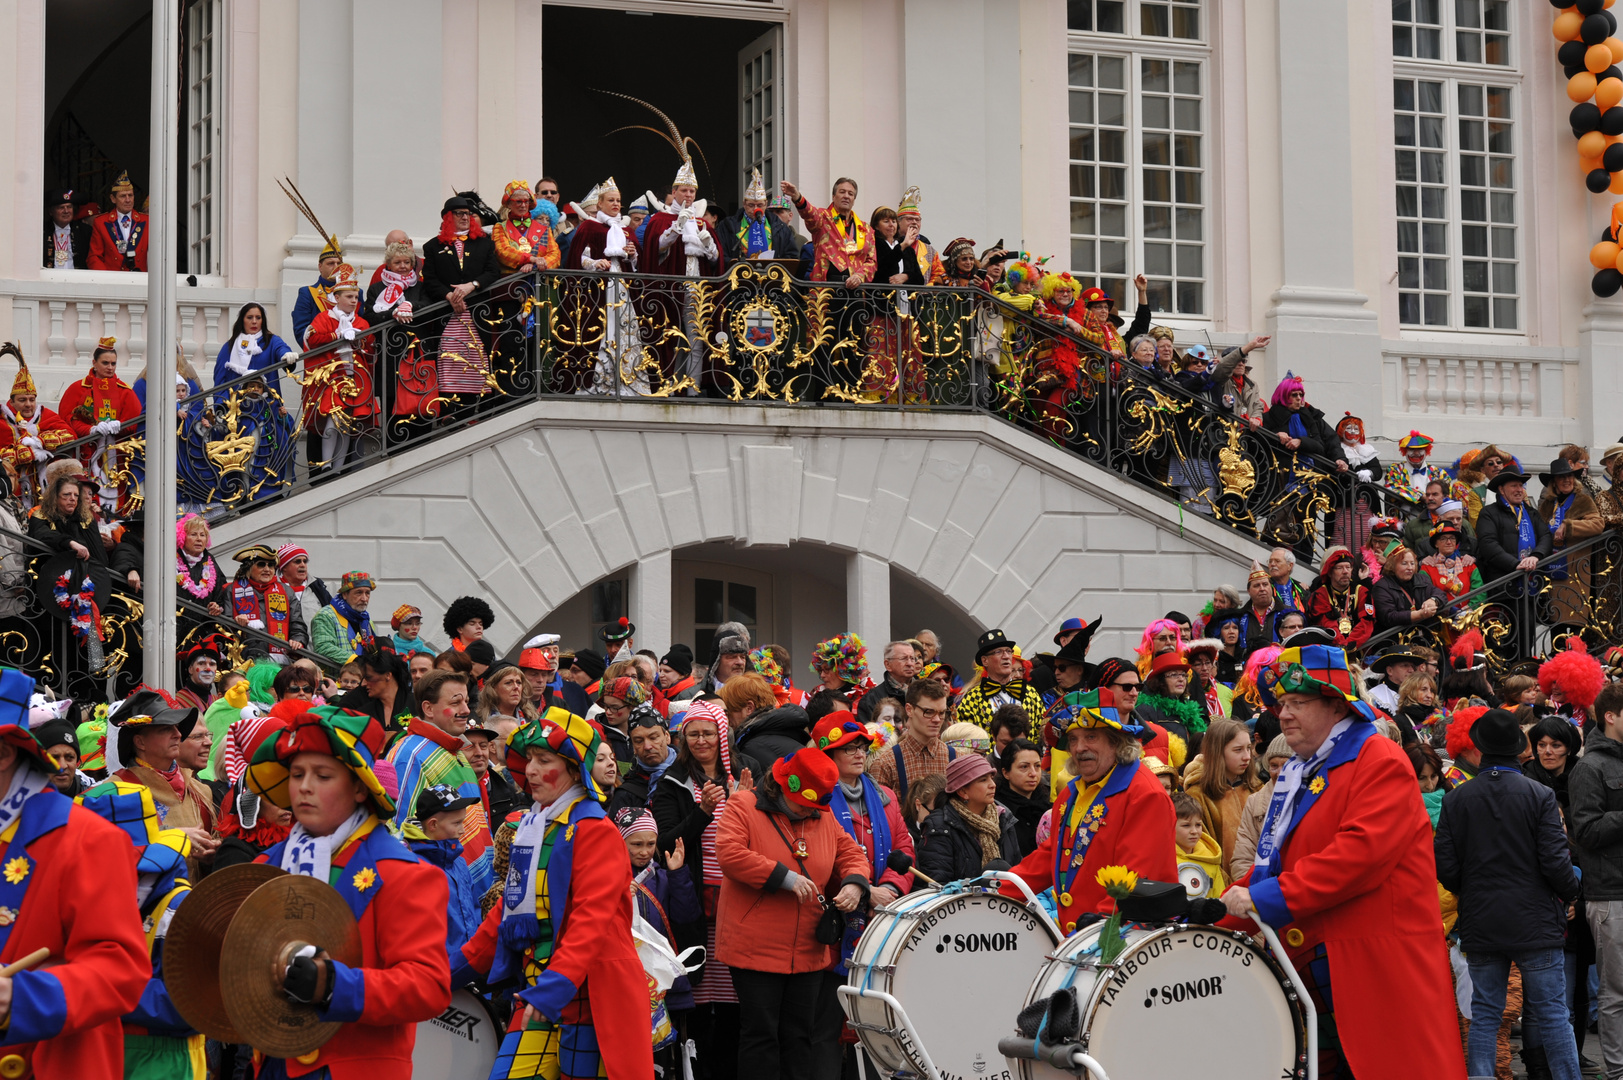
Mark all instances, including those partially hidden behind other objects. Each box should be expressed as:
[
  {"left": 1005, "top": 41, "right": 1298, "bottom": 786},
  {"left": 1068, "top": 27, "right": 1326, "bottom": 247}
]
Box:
[{"left": 207, "top": 399, "right": 1274, "bottom": 662}]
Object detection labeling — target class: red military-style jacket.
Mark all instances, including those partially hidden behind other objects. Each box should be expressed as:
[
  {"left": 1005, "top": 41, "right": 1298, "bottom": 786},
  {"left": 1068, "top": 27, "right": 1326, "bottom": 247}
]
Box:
[
  {"left": 1221, "top": 723, "right": 1465, "bottom": 1077},
  {"left": 0, "top": 789, "right": 150, "bottom": 1079},
  {"left": 254, "top": 817, "right": 450, "bottom": 1079},
  {"left": 1003, "top": 758, "right": 1176, "bottom": 931}
]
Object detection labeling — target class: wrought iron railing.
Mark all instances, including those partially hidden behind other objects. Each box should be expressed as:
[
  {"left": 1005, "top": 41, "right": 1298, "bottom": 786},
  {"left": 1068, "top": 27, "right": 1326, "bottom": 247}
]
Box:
[
  {"left": 1357, "top": 527, "right": 1623, "bottom": 676},
  {"left": 35, "top": 264, "right": 1478, "bottom": 565},
  {"left": 0, "top": 519, "right": 341, "bottom": 703}
]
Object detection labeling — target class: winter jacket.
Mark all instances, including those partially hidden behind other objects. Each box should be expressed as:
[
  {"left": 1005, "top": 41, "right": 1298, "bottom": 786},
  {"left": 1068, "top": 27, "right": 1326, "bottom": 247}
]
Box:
[
  {"left": 994, "top": 775, "right": 1053, "bottom": 859},
  {"left": 1371, "top": 570, "right": 1449, "bottom": 634},
  {"left": 631, "top": 863, "right": 702, "bottom": 1011},
  {"left": 1261, "top": 402, "right": 1347, "bottom": 471},
  {"left": 650, "top": 755, "right": 759, "bottom": 953},
  {"left": 1177, "top": 831, "right": 1228, "bottom": 898},
  {"left": 734, "top": 704, "right": 813, "bottom": 767},
  {"left": 408, "top": 836, "right": 481, "bottom": 957},
  {"left": 1229, "top": 781, "right": 1273, "bottom": 881},
  {"left": 1569, "top": 733, "right": 1623, "bottom": 901},
  {"left": 1209, "top": 346, "right": 1266, "bottom": 423},
  {"left": 1434, "top": 759, "right": 1580, "bottom": 953},
  {"left": 714, "top": 788, "right": 870, "bottom": 974},
  {"left": 917, "top": 801, "right": 1023, "bottom": 883},
  {"left": 855, "top": 678, "right": 907, "bottom": 726},
  {"left": 1475, "top": 499, "right": 1554, "bottom": 581}
]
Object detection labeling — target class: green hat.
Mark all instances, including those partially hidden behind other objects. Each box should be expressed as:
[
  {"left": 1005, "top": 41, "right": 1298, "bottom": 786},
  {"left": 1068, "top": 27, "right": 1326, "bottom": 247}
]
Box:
[{"left": 245, "top": 704, "right": 394, "bottom": 816}]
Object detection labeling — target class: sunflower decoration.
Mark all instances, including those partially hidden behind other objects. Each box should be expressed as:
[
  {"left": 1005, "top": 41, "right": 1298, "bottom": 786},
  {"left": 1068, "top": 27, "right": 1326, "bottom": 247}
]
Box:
[
  {"left": 1095, "top": 864, "right": 1139, "bottom": 965},
  {"left": 351, "top": 867, "right": 377, "bottom": 893},
  {"left": 1309, "top": 776, "right": 1326, "bottom": 795},
  {"left": 3, "top": 857, "right": 28, "bottom": 885}
]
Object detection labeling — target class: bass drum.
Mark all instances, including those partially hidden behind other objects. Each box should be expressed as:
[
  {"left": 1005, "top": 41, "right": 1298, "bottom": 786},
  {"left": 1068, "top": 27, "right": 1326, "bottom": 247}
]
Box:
[
  {"left": 845, "top": 885, "right": 1058, "bottom": 1080},
  {"left": 1014, "top": 924, "right": 1305, "bottom": 1080},
  {"left": 411, "top": 987, "right": 501, "bottom": 1080}
]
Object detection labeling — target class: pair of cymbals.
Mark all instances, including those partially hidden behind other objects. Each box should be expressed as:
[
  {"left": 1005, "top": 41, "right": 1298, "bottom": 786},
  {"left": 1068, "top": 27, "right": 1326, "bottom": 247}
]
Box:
[{"left": 166, "top": 863, "right": 363, "bottom": 1057}]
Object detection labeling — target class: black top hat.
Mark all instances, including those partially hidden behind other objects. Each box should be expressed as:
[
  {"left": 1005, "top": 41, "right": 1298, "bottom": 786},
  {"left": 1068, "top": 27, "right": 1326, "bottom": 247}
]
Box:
[
  {"left": 600, "top": 616, "right": 636, "bottom": 644},
  {"left": 1487, "top": 468, "right": 1532, "bottom": 491},
  {"left": 1539, "top": 458, "right": 1583, "bottom": 484},
  {"left": 975, "top": 628, "right": 1017, "bottom": 662},
  {"left": 1470, "top": 708, "right": 1527, "bottom": 758},
  {"left": 442, "top": 196, "right": 473, "bottom": 215}
]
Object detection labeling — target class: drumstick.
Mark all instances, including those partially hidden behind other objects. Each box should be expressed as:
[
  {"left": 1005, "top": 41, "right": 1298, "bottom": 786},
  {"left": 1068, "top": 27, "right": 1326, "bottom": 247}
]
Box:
[{"left": 0, "top": 949, "right": 49, "bottom": 978}]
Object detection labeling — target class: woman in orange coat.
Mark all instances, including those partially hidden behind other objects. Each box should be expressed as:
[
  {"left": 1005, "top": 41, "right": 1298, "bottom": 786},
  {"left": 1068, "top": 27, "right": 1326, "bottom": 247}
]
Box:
[
  {"left": 243, "top": 705, "right": 452, "bottom": 1080},
  {"left": 454, "top": 707, "right": 652, "bottom": 1080},
  {"left": 715, "top": 746, "right": 870, "bottom": 1080}
]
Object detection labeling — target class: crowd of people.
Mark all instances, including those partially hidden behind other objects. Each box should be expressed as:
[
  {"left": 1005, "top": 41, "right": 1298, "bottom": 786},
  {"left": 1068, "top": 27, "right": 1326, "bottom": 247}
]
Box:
[{"left": 9, "top": 506, "right": 1623, "bottom": 1080}]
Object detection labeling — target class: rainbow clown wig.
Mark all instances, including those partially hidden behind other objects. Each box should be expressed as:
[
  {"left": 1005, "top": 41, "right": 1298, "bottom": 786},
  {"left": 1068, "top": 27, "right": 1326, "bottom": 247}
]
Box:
[{"left": 1004, "top": 260, "right": 1041, "bottom": 293}]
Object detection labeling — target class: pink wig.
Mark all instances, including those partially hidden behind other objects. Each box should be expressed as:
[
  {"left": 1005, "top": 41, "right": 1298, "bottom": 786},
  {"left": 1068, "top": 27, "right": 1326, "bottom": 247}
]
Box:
[
  {"left": 1135, "top": 619, "right": 1185, "bottom": 659},
  {"left": 1270, "top": 372, "right": 1305, "bottom": 409},
  {"left": 1235, "top": 645, "right": 1283, "bottom": 708},
  {"left": 175, "top": 513, "right": 208, "bottom": 549}
]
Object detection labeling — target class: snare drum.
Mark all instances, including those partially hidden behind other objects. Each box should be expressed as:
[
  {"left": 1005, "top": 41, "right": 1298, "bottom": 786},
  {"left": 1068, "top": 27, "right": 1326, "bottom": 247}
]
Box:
[
  {"left": 411, "top": 987, "right": 501, "bottom": 1080},
  {"left": 1013, "top": 923, "right": 1306, "bottom": 1079},
  {"left": 844, "top": 885, "right": 1059, "bottom": 1079}
]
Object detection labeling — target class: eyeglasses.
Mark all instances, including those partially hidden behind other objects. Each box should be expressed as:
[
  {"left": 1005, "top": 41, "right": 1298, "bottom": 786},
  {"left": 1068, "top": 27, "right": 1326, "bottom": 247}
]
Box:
[
  {"left": 287, "top": 685, "right": 314, "bottom": 696},
  {"left": 250, "top": 559, "right": 275, "bottom": 568},
  {"left": 912, "top": 705, "right": 947, "bottom": 719},
  {"left": 1111, "top": 681, "right": 1141, "bottom": 692}
]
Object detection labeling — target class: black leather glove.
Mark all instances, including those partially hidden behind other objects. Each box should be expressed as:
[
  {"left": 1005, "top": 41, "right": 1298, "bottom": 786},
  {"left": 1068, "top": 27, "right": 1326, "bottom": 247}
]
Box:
[{"left": 283, "top": 949, "right": 334, "bottom": 1008}]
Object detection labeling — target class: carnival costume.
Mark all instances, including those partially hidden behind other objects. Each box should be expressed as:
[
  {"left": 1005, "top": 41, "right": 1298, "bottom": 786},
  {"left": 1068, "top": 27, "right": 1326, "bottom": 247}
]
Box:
[
  {"left": 86, "top": 173, "right": 148, "bottom": 272},
  {"left": 455, "top": 708, "right": 654, "bottom": 1079},
  {"left": 0, "top": 347, "right": 74, "bottom": 509},
  {"left": 1420, "top": 523, "right": 1484, "bottom": 605},
  {"left": 229, "top": 544, "right": 295, "bottom": 660},
  {"left": 245, "top": 705, "right": 452, "bottom": 1080},
  {"left": 301, "top": 263, "right": 376, "bottom": 473},
  {"left": 1382, "top": 430, "right": 1466, "bottom": 508},
  {"left": 1221, "top": 644, "right": 1465, "bottom": 1077},
  {"left": 309, "top": 571, "right": 377, "bottom": 663},
  {"left": 386, "top": 709, "right": 488, "bottom": 865},
  {"left": 1305, "top": 547, "right": 1376, "bottom": 649},
  {"left": 1003, "top": 688, "right": 1176, "bottom": 930},
  {"left": 0, "top": 665, "right": 150, "bottom": 1078},
  {"left": 57, "top": 338, "right": 141, "bottom": 512},
  {"left": 74, "top": 780, "right": 201, "bottom": 1080}
]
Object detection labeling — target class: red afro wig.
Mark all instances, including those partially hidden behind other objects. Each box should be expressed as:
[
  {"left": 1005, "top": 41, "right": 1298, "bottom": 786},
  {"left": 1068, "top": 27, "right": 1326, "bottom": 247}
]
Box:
[
  {"left": 1446, "top": 705, "right": 1489, "bottom": 761},
  {"left": 1539, "top": 640, "right": 1606, "bottom": 710}
]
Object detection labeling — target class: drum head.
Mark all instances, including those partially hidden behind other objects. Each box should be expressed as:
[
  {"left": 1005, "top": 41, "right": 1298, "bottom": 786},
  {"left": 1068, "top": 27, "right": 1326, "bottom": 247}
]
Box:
[
  {"left": 411, "top": 988, "right": 500, "bottom": 1080},
  {"left": 856, "top": 890, "right": 1057, "bottom": 1079},
  {"left": 1083, "top": 927, "right": 1302, "bottom": 1079}
]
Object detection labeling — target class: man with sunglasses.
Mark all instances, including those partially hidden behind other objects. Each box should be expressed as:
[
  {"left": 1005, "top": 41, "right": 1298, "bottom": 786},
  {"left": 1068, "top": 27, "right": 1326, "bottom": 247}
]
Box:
[{"left": 231, "top": 544, "right": 297, "bottom": 661}]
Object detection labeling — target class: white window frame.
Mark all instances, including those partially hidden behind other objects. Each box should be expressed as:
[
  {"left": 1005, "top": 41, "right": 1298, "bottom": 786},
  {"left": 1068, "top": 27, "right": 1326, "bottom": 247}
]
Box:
[
  {"left": 1068, "top": 5, "right": 1212, "bottom": 326},
  {"left": 185, "top": 0, "right": 222, "bottom": 278},
  {"left": 1391, "top": 0, "right": 1515, "bottom": 70},
  {"left": 739, "top": 27, "right": 785, "bottom": 198},
  {"left": 1392, "top": 55, "right": 1522, "bottom": 339}
]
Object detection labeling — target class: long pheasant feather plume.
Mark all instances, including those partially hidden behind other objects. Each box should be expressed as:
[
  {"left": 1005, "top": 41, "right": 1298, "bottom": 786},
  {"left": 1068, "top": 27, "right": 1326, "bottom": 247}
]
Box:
[
  {"left": 592, "top": 89, "right": 711, "bottom": 178},
  {"left": 276, "top": 176, "right": 332, "bottom": 241}
]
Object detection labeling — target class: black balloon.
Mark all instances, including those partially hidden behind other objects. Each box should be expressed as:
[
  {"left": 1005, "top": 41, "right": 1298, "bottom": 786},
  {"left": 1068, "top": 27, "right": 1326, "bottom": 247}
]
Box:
[
  {"left": 1588, "top": 168, "right": 1613, "bottom": 193},
  {"left": 1607, "top": 66, "right": 1623, "bottom": 82},
  {"left": 1563, "top": 39, "right": 1591, "bottom": 67},
  {"left": 1603, "top": 106, "right": 1623, "bottom": 135},
  {"left": 1604, "top": 145, "right": 1623, "bottom": 173},
  {"left": 1608, "top": 8, "right": 1619, "bottom": 33},
  {"left": 1571, "top": 62, "right": 1590, "bottom": 78},
  {"left": 1580, "top": 0, "right": 1606, "bottom": 13},
  {"left": 1577, "top": 103, "right": 1605, "bottom": 132},
  {"left": 1584, "top": 13, "right": 1611, "bottom": 45},
  {"left": 1595, "top": 268, "right": 1623, "bottom": 297}
]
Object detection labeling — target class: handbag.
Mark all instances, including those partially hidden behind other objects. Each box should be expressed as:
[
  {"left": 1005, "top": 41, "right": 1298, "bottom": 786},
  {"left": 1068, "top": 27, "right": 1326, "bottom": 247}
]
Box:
[{"left": 766, "top": 813, "right": 846, "bottom": 945}]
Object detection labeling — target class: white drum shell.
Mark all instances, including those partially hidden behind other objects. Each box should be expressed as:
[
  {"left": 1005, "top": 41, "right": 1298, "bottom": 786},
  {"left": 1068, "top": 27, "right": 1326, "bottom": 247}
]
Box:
[
  {"left": 411, "top": 987, "right": 501, "bottom": 1080},
  {"left": 845, "top": 887, "right": 1059, "bottom": 1079},
  {"left": 1014, "top": 924, "right": 1304, "bottom": 1080}
]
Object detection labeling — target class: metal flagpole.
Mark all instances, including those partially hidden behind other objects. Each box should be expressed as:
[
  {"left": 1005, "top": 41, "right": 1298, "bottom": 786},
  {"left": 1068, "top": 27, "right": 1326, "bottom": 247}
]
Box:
[{"left": 143, "top": 0, "right": 180, "bottom": 691}]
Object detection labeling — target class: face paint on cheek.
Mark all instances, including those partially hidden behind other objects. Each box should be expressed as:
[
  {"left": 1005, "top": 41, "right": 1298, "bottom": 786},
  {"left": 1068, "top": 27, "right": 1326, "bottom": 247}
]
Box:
[{"left": 540, "top": 768, "right": 561, "bottom": 788}]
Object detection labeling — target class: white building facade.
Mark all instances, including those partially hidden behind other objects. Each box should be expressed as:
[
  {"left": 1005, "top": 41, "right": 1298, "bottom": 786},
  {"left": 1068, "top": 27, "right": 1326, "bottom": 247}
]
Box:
[{"left": 0, "top": 0, "right": 1612, "bottom": 656}]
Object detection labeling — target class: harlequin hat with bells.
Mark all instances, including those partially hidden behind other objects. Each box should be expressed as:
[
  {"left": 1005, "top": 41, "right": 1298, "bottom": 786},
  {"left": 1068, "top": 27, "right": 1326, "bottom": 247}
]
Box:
[
  {"left": 245, "top": 704, "right": 396, "bottom": 815},
  {"left": 506, "top": 707, "right": 606, "bottom": 802},
  {"left": 771, "top": 747, "right": 838, "bottom": 812}
]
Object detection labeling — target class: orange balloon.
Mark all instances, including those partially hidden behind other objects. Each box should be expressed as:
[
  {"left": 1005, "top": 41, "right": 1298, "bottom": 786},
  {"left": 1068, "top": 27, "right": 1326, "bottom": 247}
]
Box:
[
  {"left": 1609, "top": 36, "right": 1623, "bottom": 63},
  {"left": 1582, "top": 153, "right": 1605, "bottom": 174},
  {"left": 1590, "top": 43, "right": 1615, "bottom": 72},
  {"left": 1609, "top": 172, "right": 1623, "bottom": 195},
  {"left": 1571, "top": 71, "right": 1600, "bottom": 101},
  {"left": 1580, "top": 130, "right": 1609, "bottom": 157},
  {"left": 1556, "top": 10, "right": 1586, "bottom": 40},
  {"left": 1600, "top": 77, "right": 1623, "bottom": 110},
  {"left": 1594, "top": 241, "right": 1620, "bottom": 270}
]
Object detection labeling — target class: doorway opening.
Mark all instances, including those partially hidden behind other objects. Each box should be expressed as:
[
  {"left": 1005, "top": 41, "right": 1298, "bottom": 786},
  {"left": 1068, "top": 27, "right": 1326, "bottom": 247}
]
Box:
[{"left": 540, "top": 5, "right": 783, "bottom": 220}]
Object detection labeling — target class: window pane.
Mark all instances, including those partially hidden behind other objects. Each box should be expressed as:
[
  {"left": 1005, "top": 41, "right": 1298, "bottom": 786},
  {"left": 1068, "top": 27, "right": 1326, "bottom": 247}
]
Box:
[
  {"left": 1142, "top": 95, "right": 1170, "bottom": 130},
  {"left": 1424, "top": 292, "right": 1448, "bottom": 325},
  {"left": 1394, "top": 79, "right": 1415, "bottom": 111},
  {"left": 1419, "top": 81, "right": 1444, "bottom": 113},
  {"left": 1175, "top": 171, "right": 1201, "bottom": 203},
  {"left": 1394, "top": 25, "right": 1413, "bottom": 56},
  {"left": 1177, "top": 244, "right": 1202, "bottom": 277},
  {"left": 1459, "top": 84, "right": 1483, "bottom": 116},
  {"left": 1172, "top": 7, "right": 1199, "bottom": 38},
  {"left": 1069, "top": 53, "right": 1093, "bottom": 86},
  {"left": 1070, "top": 131, "right": 1094, "bottom": 160},
  {"left": 1460, "top": 155, "right": 1485, "bottom": 187},
  {"left": 1396, "top": 186, "right": 1419, "bottom": 217},
  {"left": 1098, "top": 0, "right": 1124, "bottom": 33},
  {"left": 1462, "top": 260, "right": 1488, "bottom": 292},
  {"left": 1175, "top": 207, "right": 1203, "bottom": 240},
  {"left": 1099, "top": 92, "right": 1126, "bottom": 126},
  {"left": 1176, "top": 280, "right": 1203, "bottom": 315},
  {"left": 1099, "top": 167, "right": 1127, "bottom": 199},
  {"left": 1490, "top": 192, "right": 1513, "bottom": 223},
  {"left": 1070, "top": 91, "right": 1094, "bottom": 125},
  {"left": 1493, "top": 297, "right": 1517, "bottom": 328},
  {"left": 1143, "top": 58, "right": 1169, "bottom": 93},
  {"left": 1143, "top": 169, "right": 1171, "bottom": 202},
  {"left": 1146, "top": 278, "right": 1173, "bottom": 310},
  {"left": 1173, "top": 98, "right": 1201, "bottom": 130},
  {"left": 695, "top": 579, "right": 723, "bottom": 624},
  {"left": 1144, "top": 205, "right": 1171, "bottom": 238},
  {"left": 728, "top": 583, "right": 757, "bottom": 626},
  {"left": 1398, "top": 220, "right": 1419, "bottom": 253},
  {"left": 1491, "top": 227, "right": 1514, "bottom": 258},
  {"left": 1099, "top": 202, "right": 1126, "bottom": 236},
  {"left": 1463, "top": 295, "right": 1489, "bottom": 326},
  {"left": 1144, "top": 242, "right": 1172, "bottom": 275},
  {"left": 1458, "top": 189, "right": 1485, "bottom": 221},
  {"left": 1100, "top": 240, "right": 1127, "bottom": 274},
  {"left": 1071, "top": 201, "right": 1096, "bottom": 235},
  {"left": 1099, "top": 130, "right": 1126, "bottom": 162},
  {"left": 1396, "top": 149, "right": 1417, "bottom": 181},
  {"left": 1142, "top": 2, "right": 1169, "bottom": 36},
  {"left": 1456, "top": 32, "right": 1481, "bottom": 64},
  {"left": 1399, "top": 257, "right": 1420, "bottom": 289},
  {"left": 1175, "top": 134, "right": 1201, "bottom": 167},
  {"left": 1143, "top": 133, "right": 1171, "bottom": 165},
  {"left": 1069, "top": 164, "right": 1095, "bottom": 197},
  {"left": 1462, "top": 224, "right": 1488, "bottom": 256},
  {"left": 1071, "top": 239, "right": 1096, "bottom": 272},
  {"left": 1098, "top": 56, "right": 1125, "bottom": 88},
  {"left": 1420, "top": 152, "right": 1446, "bottom": 183},
  {"left": 1424, "top": 259, "right": 1448, "bottom": 290},
  {"left": 1174, "top": 62, "right": 1200, "bottom": 95},
  {"left": 1400, "top": 293, "right": 1420, "bottom": 323},
  {"left": 1492, "top": 262, "right": 1515, "bottom": 293}
]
